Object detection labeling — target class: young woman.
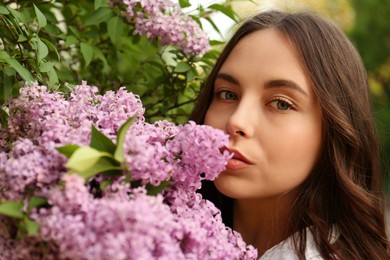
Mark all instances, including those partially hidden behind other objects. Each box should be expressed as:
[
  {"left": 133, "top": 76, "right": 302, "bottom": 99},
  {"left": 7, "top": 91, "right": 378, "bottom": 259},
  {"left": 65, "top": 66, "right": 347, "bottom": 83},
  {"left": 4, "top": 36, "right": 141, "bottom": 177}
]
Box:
[{"left": 190, "top": 10, "right": 389, "bottom": 259}]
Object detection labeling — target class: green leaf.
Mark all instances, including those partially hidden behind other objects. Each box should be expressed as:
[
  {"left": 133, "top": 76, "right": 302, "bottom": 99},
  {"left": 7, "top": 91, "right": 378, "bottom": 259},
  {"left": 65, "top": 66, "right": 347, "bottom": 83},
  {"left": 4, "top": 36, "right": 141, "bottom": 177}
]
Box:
[
  {"left": 175, "top": 62, "right": 191, "bottom": 73},
  {"left": 65, "top": 35, "right": 78, "bottom": 46},
  {"left": 114, "top": 117, "right": 136, "bottom": 162},
  {"left": 0, "top": 51, "right": 34, "bottom": 82},
  {"left": 90, "top": 125, "right": 116, "bottom": 154},
  {"left": 144, "top": 60, "right": 164, "bottom": 71},
  {"left": 210, "top": 40, "right": 225, "bottom": 46},
  {"left": 1, "top": 69, "right": 13, "bottom": 104},
  {"left": 102, "top": 169, "right": 123, "bottom": 177},
  {"left": 41, "top": 38, "right": 61, "bottom": 61},
  {"left": 66, "top": 147, "right": 114, "bottom": 174},
  {"left": 38, "top": 60, "right": 59, "bottom": 87},
  {"left": 107, "top": 16, "right": 124, "bottom": 44},
  {"left": 7, "top": 8, "right": 27, "bottom": 24},
  {"left": 35, "top": 36, "right": 49, "bottom": 61},
  {"left": 23, "top": 217, "right": 39, "bottom": 235},
  {"left": 44, "top": 24, "right": 61, "bottom": 35},
  {"left": 56, "top": 144, "right": 81, "bottom": 158},
  {"left": 39, "top": 61, "right": 54, "bottom": 72},
  {"left": 190, "top": 15, "right": 202, "bottom": 28},
  {"left": 3, "top": 66, "right": 16, "bottom": 76},
  {"left": 85, "top": 7, "right": 113, "bottom": 25},
  {"left": 207, "top": 4, "right": 238, "bottom": 22},
  {"left": 68, "top": 26, "right": 81, "bottom": 39},
  {"left": 28, "top": 196, "right": 47, "bottom": 210},
  {"left": 146, "top": 180, "right": 171, "bottom": 196},
  {"left": 131, "top": 35, "right": 141, "bottom": 45},
  {"left": 17, "top": 34, "right": 28, "bottom": 42},
  {"left": 66, "top": 147, "right": 100, "bottom": 171},
  {"left": 47, "top": 69, "right": 59, "bottom": 87},
  {"left": 92, "top": 47, "right": 109, "bottom": 72},
  {"left": 179, "top": 0, "right": 191, "bottom": 8},
  {"left": 80, "top": 42, "right": 94, "bottom": 67},
  {"left": 124, "top": 172, "right": 133, "bottom": 184},
  {"left": 33, "top": 4, "right": 47, "bottom": 29},
  {"left": 74, "top": 157, "right": 121, "bottom": 180},
  {"left": 0, "top": 6, "right": 9, "bottom": 14},
  {"left": 204, "top": 17, "right": 222, "bottom": 38},
  {"left": 0, "top": 201, "right": 23, "bottom": 218},
  {"left": 186, "top": 68, "right": 197, "bottom": 81},
  {"left": 95, "top": 0, "right": 110, "bottom": 10}
]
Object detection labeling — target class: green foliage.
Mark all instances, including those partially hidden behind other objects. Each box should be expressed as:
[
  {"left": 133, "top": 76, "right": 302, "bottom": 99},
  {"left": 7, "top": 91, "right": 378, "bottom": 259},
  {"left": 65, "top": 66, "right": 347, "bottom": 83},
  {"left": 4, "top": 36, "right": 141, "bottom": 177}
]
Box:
[
  {"left": 0, "top": 0, "right": 238, "bottom": 123},
  {"left": 0, "top": 200, "right": 23, "bottom": 218},
  {"left": 114, "top": 116, "right": 135, "bottom": 162},
  {"left": 0, "top": 197, "right": 48, "bottom": 237},
  {"left": 348, "top": 0, "right": 390, "bottom": 191}
]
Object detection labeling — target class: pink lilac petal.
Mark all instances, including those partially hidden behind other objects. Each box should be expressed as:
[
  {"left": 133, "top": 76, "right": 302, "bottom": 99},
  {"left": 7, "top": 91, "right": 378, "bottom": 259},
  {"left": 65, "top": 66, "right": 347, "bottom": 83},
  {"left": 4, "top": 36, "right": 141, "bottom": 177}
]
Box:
[{"left": 115, "top": 0, "right": 210, "bottom": 55}]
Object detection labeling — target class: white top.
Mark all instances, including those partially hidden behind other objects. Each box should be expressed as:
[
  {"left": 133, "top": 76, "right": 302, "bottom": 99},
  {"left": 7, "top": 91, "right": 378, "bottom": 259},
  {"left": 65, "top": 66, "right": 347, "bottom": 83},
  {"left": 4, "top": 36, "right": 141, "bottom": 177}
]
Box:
[{"left": 259, "top": 229, "right": 330, "bottom": 260}]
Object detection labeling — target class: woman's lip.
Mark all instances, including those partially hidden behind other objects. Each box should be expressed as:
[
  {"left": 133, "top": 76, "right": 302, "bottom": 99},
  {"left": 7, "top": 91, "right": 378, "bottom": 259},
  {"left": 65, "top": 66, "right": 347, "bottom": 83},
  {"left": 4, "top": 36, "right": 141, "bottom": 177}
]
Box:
[
  {"left": 224, "top": 147, "right": 253, "bottom": 170},
  {"left": 228, "top": 148, "right": 253, "bottom": 164},
  {"left": 226, "top": 158, "right": 251, "bottom": 170}
]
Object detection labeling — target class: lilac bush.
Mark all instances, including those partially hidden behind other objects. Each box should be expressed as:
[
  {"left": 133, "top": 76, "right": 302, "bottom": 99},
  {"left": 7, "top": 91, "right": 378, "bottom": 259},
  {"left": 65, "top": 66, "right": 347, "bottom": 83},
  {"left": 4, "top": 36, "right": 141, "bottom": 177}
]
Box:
[
  {"left": 111, "top": 0, "right": 210, "bottom": 55},
  {"left": 0, "top": 82, "right": 257, "bottom": 259}
]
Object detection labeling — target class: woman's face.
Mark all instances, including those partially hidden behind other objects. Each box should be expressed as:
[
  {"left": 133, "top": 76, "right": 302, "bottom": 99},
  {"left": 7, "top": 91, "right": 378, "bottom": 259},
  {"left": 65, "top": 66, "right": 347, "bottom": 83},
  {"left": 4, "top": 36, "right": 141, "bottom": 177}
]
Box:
[{"left": 204, "top": 29, "right": 323, "bottom": 200}]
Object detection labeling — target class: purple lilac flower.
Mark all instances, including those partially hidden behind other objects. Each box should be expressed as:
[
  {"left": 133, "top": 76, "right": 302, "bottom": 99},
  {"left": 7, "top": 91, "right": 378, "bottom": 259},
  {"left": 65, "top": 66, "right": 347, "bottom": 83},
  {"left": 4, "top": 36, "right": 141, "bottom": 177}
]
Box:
[
  {"left": 164, "top": 186, "right": 258, "bottom": 259},
  {"left": 167, "top": 121, "right": 232, "bottom": 191},
  {"left": 122, "top": 121, "right": 176, "bottom": 186},
  {"left": 6, "top": 82, "right": 68, "bottom": 144},
  {"left": 0, "top": 81, "right": 145, "bottom": 198},
  {"left": 0, "top": 139, "right": 66, "bottom": 200},
  {"left": 95, "top": 87, "right": 145, "bottom": 138},
  {"left": 129, "top": 120, "right": 178, "bottom": 144},
  {"left": 123, "top": 120, "right": 231, "bottom": 188},
  {"left": 6, "top": 81, "right": 144, "bottom": 148},
  {"left": 33, "top": 175, "right": 186, "bottom": 259},
  {"left": 123, "top": 133, "right": 172, "bottom": 186},
  {"left": 0, "top": 82, "right": 258, "bottom": 259},
  {"left": 116, "top": 0, "right": 210, "bottom": 55}
]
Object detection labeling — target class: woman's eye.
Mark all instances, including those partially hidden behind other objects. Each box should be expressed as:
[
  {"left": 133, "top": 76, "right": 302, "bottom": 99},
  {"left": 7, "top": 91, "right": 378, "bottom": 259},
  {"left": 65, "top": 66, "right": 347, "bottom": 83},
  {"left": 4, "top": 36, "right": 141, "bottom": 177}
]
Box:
[
  {"left": 216, "top": 90, "right": 237, "bottom": 101},
  {"left": 270, "top": 98, "right": 294, "bottom": 110}
]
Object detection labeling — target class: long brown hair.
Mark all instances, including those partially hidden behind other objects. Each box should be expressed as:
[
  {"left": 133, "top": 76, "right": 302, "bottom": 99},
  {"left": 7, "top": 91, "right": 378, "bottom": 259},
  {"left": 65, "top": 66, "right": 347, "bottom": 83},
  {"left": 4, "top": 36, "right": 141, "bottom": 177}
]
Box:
[{"left": 190, "top": 10, "right": 389, "bottom": 259}]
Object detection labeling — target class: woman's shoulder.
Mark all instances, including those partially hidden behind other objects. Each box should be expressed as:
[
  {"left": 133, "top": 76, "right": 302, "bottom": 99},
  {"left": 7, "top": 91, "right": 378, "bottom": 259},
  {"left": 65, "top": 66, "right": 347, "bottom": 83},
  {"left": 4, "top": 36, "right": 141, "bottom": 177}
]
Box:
[{"left": 259, "top": 228, "right": 326, "bottom": 260}]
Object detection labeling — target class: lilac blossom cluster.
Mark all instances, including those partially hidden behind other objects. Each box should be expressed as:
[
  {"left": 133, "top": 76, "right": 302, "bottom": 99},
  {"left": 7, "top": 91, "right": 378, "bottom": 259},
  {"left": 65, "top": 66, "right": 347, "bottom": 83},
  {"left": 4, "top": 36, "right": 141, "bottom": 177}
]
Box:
[
  {"left": 112, "top": 0, "right": 210, "bottom": 55},
  {"left": 0, "top": 81, "right": 144, "bottom": 201},
  {"left": 0, "top": 82, "right": 257, "bottom": 259}
]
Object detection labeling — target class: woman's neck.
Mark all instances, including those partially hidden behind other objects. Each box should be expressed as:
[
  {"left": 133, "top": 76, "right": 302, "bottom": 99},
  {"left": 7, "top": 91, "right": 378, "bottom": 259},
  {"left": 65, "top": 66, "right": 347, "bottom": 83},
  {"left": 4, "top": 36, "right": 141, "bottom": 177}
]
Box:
[{"left": 232, "top": 194, "right": 296, "bottom": 256}]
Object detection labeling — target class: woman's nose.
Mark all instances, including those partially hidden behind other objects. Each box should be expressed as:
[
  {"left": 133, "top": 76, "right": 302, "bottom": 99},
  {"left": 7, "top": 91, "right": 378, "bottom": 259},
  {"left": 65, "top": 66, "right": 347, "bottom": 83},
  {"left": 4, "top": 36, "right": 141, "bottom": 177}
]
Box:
[{"left": 226, "top": 100, "right": 256, "bottom": 138}]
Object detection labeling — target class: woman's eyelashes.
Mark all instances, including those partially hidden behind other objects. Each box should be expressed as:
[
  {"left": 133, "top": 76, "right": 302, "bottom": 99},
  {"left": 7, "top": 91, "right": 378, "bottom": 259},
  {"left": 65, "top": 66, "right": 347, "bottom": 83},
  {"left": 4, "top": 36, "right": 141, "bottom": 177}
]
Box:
[
  {"left": 214, "top": 87, "right": 296, "bottom": 111},
  {"left": 268, "top": 97, "right": 295, "bottom": 111},
  {"left": 215, "top": 88, "right": 238, "bottom": 101}
]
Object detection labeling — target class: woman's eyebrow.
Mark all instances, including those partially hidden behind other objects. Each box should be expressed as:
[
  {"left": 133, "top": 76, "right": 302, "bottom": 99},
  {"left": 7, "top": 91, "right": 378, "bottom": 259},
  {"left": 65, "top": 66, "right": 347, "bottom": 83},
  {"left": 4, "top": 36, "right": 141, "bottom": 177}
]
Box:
[
  {"left": 264, "top": 79, "right": 308, "bottom": 96},
  {"left": 216, "top": 73, "right": 240, "bottom": 85},
  {"left": 216, "top": 74, "right": 308, "bottom": 97}
]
